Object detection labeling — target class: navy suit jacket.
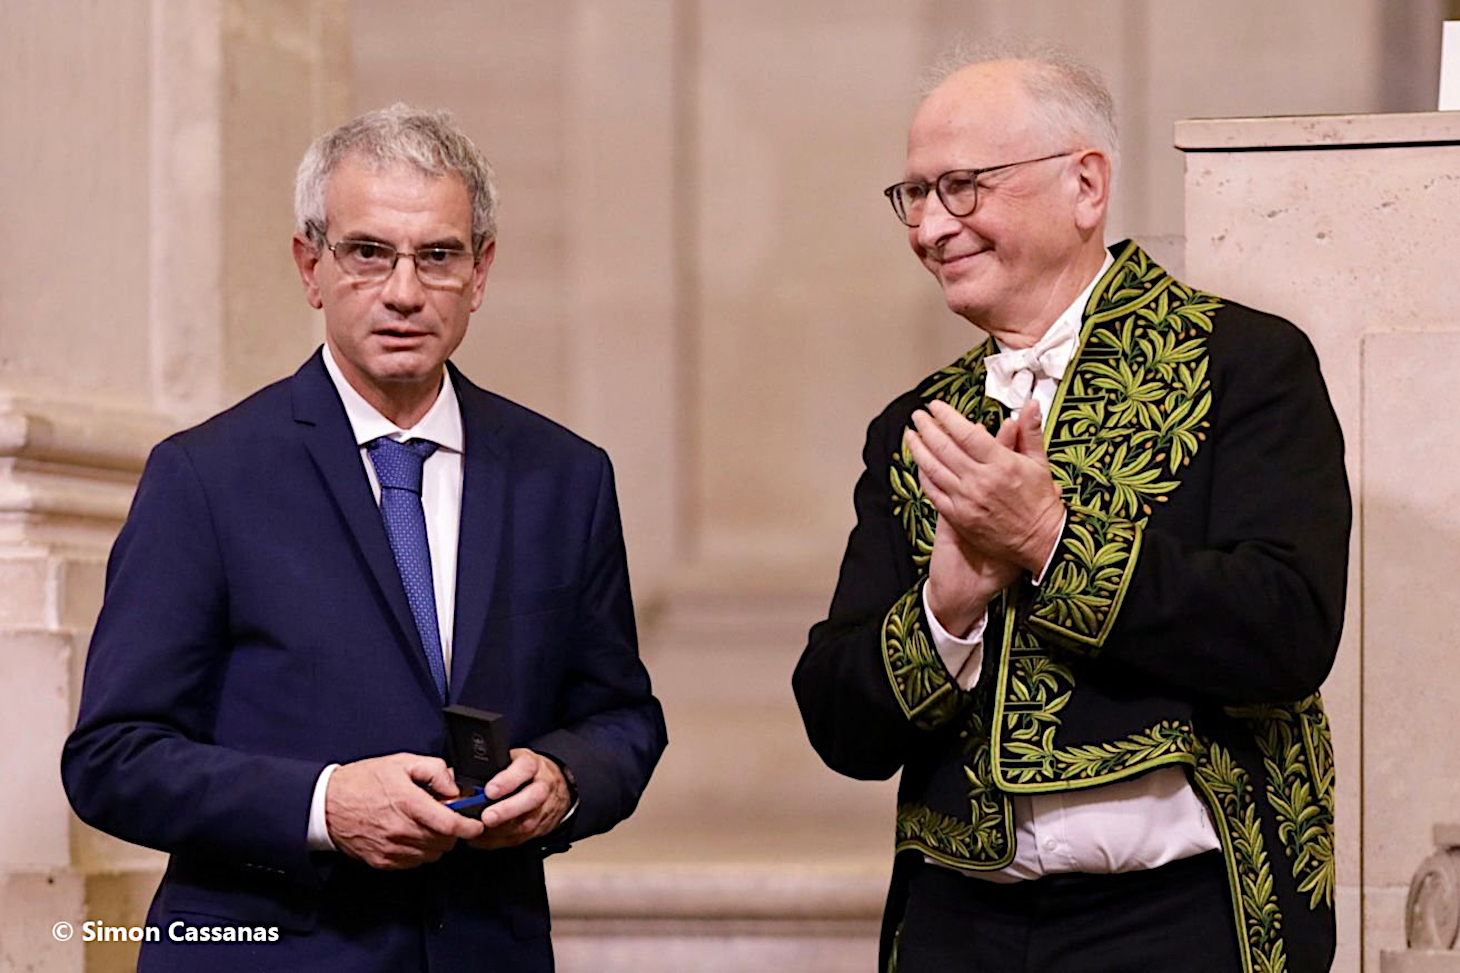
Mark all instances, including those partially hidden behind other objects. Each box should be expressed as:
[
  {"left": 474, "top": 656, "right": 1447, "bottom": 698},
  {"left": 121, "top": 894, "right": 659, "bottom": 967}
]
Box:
[{"left": 63, "top": 350, "right": 667, "bottom": 971}]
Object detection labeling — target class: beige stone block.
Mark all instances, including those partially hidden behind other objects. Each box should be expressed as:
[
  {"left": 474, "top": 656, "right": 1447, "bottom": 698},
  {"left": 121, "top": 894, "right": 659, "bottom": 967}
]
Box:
[
  {"left": 67, "top": 629, "right": 90, "bottom": 720},
  {"left": 148, "top": 0, "right": 226, "bottom": 420},
  {"left": 0, "top": 0, "right": 153, "bottom": 409},
  {"left": 1362, "top": 332, "right": 1460, "bottom": 889},
  {"left": 554, "top": 931, "right": 877, "bottom": 972},
  {"left": 0, "top": 631, "right": 72, "bottom": 869},
  {"left": 1336, "top": 883, "right": 1361, "bottom": 973},
  {"left": 691, "top": 0, "right": 937, "bottom": 575},
  {"left": 221, "top": 0, "right": 345, "bottom": 406},
  {"left": 1382, "top": 953, "right": 1460, "bottom": 973},
  {"left": 548, "top": 861, "right": 882, "bottom": 972},
  {"left": 1329, "top": 622, "right": 1362, "bottom": 885},
  {"left": 1181, "top": 112, "right": 1460, "bottom": 433},
  {"left": 55, "top": 558, "right": 106, "bottom": 632},
  {"left": 1368, "top": 885, "right": 1413, "bottom": 973},
  {"left": 1144, "top": 2, "right": 1393, "bottom": 236},
  {"left": 83, "top": 869, "right": 165, "bottom": 973},
  {"left": 0, "top": 870, "right": 85, "bottom": 973},
  {"left": 547, "top": 861, "right": 884, "bottom": 920},
  {"left": 0, "top": 556, "right": 49, "bottom": 627},
  {"left": 560, "top": 0, "right": 680, "bottom": 600}
]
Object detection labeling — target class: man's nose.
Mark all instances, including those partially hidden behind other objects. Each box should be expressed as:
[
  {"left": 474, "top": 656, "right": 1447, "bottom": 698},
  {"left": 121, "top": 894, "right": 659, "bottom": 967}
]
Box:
[
  {"left": 915, "top": 191, "right": 962, "bottom": 251},
  {"left": 380, "top": 253, "right": 426, "bottom": 313}
]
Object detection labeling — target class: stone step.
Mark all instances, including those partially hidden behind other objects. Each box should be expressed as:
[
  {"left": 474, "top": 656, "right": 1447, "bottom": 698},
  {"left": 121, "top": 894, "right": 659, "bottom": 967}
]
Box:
[{"left": 546, "top": 860, "right": 886, "bottom": 973}]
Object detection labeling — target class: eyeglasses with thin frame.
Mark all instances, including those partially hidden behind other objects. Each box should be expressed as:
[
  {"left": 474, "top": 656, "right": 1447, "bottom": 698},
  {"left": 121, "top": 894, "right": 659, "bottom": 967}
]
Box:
[
  {"left": 324, "top": 237, "right": 479, "bottom": 288},
  {"left": 883, "top": 150, "right": 1079, "bottom": 227}
]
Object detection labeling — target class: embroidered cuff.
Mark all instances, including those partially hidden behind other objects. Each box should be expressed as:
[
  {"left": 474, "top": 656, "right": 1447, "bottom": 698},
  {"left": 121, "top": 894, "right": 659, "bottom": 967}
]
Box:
[
  {"left": 882, "top": 585, "right": 967, "bottom": 731},
  {"left": 1027, "top": 506, "right": 1143, "bottom": 651}
]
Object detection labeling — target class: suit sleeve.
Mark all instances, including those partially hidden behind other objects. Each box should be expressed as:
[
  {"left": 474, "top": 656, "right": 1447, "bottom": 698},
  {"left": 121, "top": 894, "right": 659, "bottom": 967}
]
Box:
[
  {"left": 1027, "top": 317, "right": 1352, "bottom": 704},
  {"left": 793, "top": 402, "right": 973, "bottom": 782},
  {"left": 61, "top": 440, "right": 326, "bottom": 885},
  {"left": 527, "top": 451, "right": 667, "bottom": 844}
]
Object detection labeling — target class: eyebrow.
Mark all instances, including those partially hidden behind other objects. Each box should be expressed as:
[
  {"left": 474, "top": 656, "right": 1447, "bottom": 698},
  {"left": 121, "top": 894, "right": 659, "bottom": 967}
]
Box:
[
  {"left": 419, "top": 237, "right": 469, "bottom": 251},
  {"left": 337, "top": 232, "right": 469, "bottom": 250}
]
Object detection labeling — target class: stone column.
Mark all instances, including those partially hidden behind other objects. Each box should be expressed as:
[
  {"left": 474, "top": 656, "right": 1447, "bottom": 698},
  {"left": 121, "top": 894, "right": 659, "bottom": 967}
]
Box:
[
  {"left": 0, "top": 3, "right": 346, "bottom": 970},
  {"left": 1179, "top": 110, "right": 1460, "bottom": 973}
]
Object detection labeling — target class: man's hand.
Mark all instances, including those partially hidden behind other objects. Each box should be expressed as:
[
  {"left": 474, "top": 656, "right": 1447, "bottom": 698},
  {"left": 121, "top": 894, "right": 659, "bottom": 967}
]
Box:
[
  {"left": 920, "top": 414, "right": 1025, "bottom": 636},
  {"left": 467, "top": 749, "right": 571, "bottom": 852},
  {"left": 325, "top": 752, "right": 485, "bottom": 870},
  {"left": 905, "top": 399, "right": 1064, "bottom": 574}
]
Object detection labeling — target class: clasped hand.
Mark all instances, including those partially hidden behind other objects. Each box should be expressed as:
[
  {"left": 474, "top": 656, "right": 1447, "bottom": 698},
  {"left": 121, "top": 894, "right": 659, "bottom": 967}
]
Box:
[
  {"left": 325, "top": 748, "right": 571, "bottom": 870},
  {"left": 902, "top": 400, "right": 1064, "bottom": 636}
]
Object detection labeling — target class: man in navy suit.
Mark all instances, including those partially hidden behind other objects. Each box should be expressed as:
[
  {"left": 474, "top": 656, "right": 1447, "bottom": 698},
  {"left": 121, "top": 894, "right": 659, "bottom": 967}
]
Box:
[{"left": 63, "top": 104, "right": 666, "bottom": 971}]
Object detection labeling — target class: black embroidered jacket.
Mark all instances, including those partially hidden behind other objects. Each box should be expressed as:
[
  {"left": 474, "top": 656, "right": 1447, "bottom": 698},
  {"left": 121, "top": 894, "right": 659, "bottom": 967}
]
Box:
[{"left": 794, "top": 241, "right": 1351, "bottom": 973}]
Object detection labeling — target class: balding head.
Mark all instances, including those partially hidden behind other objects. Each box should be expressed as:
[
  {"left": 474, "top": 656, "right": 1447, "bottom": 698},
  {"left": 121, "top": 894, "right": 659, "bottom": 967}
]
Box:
[
  {"left": 925, "top": 48, "right": 1119, "bottom": 178},
  {"left": 899, "top": 56, "right": 1114, "bottom": 342}
]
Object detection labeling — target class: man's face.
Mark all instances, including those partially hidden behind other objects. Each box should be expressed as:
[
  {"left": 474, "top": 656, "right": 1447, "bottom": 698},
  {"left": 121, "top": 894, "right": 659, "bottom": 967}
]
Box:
[
  {"left": 904, "top": 63, "right": 1088, "bottom": 334},
  {"left": 293, "top": 156, "right": 493, "bottom": 412}
]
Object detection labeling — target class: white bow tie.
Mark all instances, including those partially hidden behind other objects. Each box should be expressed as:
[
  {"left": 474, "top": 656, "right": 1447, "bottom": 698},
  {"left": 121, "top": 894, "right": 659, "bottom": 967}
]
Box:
[{"left": 983, "top": 316, "right": 1080, "bottom": 412}]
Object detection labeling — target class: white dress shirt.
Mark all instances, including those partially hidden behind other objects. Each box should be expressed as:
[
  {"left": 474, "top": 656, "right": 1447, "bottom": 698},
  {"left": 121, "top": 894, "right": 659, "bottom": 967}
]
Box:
[
  {"left": 306, "top": 344, "right": 466, "bottom": 851},
  {"left": 922, "top": 253, "right": 1220, "bottom": 881}
]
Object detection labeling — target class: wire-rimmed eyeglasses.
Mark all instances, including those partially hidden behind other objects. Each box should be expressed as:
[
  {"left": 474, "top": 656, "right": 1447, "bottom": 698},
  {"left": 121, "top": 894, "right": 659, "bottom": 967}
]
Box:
[{"left": 324, "top": 237, "right": 478, "bottom": 288}]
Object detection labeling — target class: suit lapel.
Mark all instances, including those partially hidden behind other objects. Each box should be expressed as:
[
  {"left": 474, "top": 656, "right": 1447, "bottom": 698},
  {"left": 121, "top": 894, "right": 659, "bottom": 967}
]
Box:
[
  {"left": 290, "top": 350, "right": 441, "bottom": 701},
  {"left": 446, "top": 364, "right": 508, "bottom": 700}
]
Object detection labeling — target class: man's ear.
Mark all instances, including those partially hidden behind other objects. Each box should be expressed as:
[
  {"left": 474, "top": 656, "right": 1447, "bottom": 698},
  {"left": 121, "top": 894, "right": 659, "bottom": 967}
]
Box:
[
  {"left": 292, "top": 233, "right": 325, "bottom": 310},
  {"left": 469, "top": 239, "right": 496, "bottom": 313},
  {"left": 1071, "top": 149, "right": 1111, "bottom": 234}
]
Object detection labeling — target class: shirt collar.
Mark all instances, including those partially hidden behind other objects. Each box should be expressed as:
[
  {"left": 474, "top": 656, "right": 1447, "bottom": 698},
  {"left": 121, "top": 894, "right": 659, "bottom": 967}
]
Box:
[
  {"left": 321, "top": 343, "right": 464, "bottom": 453},
  {"left": 993, "top": 250, "right": 1115, "bottom": 367}
]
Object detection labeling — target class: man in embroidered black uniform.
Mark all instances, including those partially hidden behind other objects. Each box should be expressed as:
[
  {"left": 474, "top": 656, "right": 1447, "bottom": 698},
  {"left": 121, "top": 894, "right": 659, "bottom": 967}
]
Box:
[{"left": 793, "top": 50, "right": 1349, "bottom": 973}]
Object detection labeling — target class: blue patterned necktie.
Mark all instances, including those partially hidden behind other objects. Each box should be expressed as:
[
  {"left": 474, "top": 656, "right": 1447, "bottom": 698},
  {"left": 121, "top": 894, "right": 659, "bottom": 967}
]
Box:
[{"left": 366, "top": 436, "right": 447, "bottom": 701}]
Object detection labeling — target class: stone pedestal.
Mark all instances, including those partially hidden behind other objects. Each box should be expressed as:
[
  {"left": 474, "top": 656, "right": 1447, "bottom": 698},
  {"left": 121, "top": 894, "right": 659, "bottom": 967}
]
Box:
[
  {"left": 1179, "top": 111, "right": 1460, "bottom": 972},
  {"left": 1381, "top": 825, "right": 1460, "bottom": 972}
]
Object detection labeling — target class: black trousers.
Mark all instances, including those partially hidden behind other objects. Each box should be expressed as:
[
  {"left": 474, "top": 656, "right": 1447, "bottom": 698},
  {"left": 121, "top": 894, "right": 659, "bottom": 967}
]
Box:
[{"left": 897, "top": 851, "right": 1242, "bottom": 973}]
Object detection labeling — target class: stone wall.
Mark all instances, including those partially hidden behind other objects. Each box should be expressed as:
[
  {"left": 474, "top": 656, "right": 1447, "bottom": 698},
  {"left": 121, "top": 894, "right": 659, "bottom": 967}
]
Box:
[
  {"left": 3, "top": 2, "right": 1455, "bottom": 970},
  {"left": 0, "top": 3, "right": 347, "bottom": 970}
]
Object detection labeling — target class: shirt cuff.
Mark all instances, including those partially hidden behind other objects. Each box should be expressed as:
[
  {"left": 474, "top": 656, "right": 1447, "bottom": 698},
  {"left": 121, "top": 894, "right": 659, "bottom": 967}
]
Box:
[
  {"left": 307, "top": 763, "right": 341, "bottom": 852},
  {"left": 1031, "top": 510, "right": 1068, "bottom": 586},
  {"left": 921, "top": 581, "right": 988, "bottom": 691}
]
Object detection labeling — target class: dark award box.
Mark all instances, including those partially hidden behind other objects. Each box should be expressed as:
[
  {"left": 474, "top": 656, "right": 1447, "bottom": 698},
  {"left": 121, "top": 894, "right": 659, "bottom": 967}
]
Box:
[{"left": 442, "top": 705, "right": 510, "bottom": 819}]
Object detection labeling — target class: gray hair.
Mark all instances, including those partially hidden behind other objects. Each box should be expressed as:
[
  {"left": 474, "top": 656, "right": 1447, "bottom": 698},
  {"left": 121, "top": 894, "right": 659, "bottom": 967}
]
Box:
[
  {"left": 925, "top": 39, "right": 1120, "bottom": 177},
  {"left": 294, "top": 103, "right": 499, "bottom": 254}
]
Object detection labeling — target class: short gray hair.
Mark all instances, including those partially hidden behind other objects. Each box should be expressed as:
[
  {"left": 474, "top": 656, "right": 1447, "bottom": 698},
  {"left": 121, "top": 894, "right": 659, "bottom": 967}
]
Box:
[
  {"left": 294, "top": 103, "right": 499, "bottom": 254},
  {"left": 925, "top": 39, "right": 1120, "bottom": 177}
]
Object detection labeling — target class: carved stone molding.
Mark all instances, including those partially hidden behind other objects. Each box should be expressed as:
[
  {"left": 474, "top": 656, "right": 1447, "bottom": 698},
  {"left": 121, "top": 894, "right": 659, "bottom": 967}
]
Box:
[
  {"left": 0, "top": 393, "right": 175, "bottom": 550},
  {"left": 546, "top": 863, "right": 884, "bottom": 972}
]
